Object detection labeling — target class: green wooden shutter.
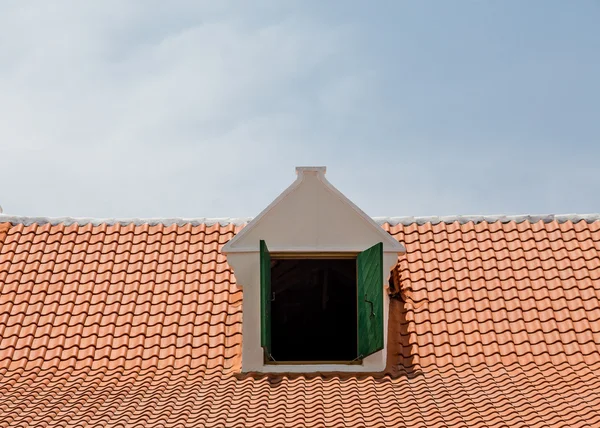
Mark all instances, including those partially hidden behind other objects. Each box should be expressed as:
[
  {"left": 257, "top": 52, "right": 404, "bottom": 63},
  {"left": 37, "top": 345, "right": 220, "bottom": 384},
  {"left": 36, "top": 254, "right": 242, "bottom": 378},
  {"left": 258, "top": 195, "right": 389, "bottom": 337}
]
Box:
[
  {"left": 259, "top": 240, "right": 272, "bottom": 355},
  {"left": 357, "top": 242, "right": 384, "bottom": 358}
]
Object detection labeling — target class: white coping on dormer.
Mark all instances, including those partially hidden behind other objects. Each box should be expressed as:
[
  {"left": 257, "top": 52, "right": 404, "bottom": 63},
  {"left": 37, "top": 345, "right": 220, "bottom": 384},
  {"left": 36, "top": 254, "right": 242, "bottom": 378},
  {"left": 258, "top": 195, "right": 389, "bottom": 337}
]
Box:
[
  {"left": 296, "top": 166, "right": 327, "bottom": 174},
  {"left": 1, "top": 213, "right": 598, "bottom": 227}
]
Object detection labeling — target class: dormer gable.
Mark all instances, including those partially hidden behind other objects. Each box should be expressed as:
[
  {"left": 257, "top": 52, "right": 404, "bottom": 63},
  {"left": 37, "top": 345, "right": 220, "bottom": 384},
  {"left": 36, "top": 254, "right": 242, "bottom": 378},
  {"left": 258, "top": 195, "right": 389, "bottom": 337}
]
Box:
[{"left": 223, "top": 167, "right": 404, "bottom": 373}]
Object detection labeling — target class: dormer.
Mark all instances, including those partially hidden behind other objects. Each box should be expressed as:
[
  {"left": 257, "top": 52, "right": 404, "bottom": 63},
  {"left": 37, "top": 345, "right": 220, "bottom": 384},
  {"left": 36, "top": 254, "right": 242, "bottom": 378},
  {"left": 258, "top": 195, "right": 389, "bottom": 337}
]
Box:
[{"left": 223, "top": 167, "right": 405, "bottom": 373}]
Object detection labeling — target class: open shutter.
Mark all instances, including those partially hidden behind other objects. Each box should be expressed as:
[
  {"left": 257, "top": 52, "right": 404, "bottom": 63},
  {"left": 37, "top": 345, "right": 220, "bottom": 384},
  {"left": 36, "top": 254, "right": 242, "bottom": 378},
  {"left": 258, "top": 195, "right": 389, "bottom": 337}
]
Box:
[
  {"left": 260, "top": 240, "right": 272, "bottom": 356},
  {"left": 357, "top": 242, "right": 384, "bottom": 358}
]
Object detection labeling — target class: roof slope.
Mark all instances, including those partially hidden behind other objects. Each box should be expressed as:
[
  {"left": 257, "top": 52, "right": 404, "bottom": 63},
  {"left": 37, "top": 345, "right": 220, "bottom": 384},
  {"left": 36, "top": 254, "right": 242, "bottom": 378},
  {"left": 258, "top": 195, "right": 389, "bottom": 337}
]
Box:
[{"left": 0, "top": 217, "right": 599, "bottom": 427}]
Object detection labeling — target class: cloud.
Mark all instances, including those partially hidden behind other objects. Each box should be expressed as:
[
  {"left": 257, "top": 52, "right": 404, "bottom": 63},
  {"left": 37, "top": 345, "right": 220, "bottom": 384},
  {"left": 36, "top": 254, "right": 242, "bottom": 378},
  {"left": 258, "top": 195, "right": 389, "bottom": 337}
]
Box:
[{"left": 0, "top": 1, "right": 374, "bottom": 217}]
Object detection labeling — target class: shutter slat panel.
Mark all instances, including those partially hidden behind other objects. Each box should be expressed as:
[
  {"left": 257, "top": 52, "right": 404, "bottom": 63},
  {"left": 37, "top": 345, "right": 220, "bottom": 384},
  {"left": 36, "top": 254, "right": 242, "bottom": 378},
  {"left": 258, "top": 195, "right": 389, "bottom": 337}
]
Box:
[{"left": 357, "top": 242, "right": 383, "bottom": 358}]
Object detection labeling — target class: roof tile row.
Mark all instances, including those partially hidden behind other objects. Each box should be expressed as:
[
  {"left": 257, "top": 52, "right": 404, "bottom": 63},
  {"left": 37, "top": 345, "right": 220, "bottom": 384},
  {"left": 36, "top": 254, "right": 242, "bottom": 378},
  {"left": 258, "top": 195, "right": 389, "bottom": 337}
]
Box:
[{"left": 0, "top": 219, "right": 598, "bottom": 427}]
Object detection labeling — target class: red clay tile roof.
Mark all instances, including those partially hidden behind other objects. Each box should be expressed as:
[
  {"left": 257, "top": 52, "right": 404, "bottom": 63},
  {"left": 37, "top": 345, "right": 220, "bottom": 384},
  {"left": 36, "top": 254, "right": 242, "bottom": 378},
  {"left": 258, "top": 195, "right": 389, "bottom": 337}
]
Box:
[{"left": 0, "top": 217, "right": 599, "bottom": 427}]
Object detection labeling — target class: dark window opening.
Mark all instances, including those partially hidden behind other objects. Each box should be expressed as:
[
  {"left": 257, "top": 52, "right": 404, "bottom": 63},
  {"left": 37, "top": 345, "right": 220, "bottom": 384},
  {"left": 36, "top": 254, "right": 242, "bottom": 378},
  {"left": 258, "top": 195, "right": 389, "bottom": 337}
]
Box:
[{"left": 270, "top": 258, "right": 357, "bottom": 362}]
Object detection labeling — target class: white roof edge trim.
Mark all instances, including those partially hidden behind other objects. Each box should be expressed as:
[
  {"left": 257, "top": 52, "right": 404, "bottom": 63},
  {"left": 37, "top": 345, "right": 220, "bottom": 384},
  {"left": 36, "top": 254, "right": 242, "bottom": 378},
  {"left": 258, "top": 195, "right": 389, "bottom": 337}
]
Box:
[
  {"left": 0, "top": 214, "right": 252, "bottom": 227},
  {"left": 1, "top": 213, "right": 598, "bottom": 228},
  {"left": 374, "top": 213, "right": 600, "bottom": 226}
]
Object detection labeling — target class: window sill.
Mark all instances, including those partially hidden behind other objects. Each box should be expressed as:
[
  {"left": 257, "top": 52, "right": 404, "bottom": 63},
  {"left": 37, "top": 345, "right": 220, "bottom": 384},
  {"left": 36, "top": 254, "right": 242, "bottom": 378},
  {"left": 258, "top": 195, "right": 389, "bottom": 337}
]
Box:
[
  {"left": 265, "top": 359, "right": 363, "bottom": 366},
  {"left": 252, "top": 362, "right": 383, "bottom": 374}
]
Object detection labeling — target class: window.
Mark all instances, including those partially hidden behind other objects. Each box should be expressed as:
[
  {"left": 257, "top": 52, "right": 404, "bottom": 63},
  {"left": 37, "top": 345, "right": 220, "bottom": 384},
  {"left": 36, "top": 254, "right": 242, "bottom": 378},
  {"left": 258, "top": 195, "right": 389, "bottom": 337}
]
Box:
[
  {"left": 271, "top": 258, "right": 357, "bottom": 362},
  {"left": 260, "top": 240, "right": 384, "bottom": 364}
]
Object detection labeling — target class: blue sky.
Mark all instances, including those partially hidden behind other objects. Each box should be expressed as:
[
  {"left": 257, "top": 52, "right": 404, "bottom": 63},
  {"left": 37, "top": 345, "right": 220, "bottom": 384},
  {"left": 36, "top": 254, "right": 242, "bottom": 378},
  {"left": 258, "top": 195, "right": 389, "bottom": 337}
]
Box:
[{"left": 0, "top": 1, "right": 598, "bottom": 218}]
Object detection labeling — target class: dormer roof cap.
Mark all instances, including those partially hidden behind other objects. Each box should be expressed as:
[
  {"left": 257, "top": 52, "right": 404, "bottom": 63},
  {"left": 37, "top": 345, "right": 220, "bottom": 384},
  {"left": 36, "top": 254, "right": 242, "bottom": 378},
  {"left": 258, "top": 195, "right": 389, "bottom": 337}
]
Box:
[{"left": 296, "top": 166, "right": 326, "bottom": 175}]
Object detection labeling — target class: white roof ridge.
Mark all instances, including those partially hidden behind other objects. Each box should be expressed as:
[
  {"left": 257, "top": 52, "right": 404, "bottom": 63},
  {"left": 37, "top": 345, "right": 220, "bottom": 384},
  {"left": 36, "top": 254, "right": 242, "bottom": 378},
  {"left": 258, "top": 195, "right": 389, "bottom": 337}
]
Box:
[
  {"left": 373, "top": 213, "right": 600, "bottom": 226},
  {"left": 0, "top": 213, "right": 599, "bottom": 227},
  {"left": 0, "top": 214, "right": 253, "bottom": 227}
]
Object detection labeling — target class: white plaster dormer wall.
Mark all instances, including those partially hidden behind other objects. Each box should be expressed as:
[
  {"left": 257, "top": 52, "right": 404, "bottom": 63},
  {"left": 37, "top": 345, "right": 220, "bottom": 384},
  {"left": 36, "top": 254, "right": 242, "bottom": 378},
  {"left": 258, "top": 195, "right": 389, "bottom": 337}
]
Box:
[{"left": 223, "top": 167, "right": 405, "bottom": 373}]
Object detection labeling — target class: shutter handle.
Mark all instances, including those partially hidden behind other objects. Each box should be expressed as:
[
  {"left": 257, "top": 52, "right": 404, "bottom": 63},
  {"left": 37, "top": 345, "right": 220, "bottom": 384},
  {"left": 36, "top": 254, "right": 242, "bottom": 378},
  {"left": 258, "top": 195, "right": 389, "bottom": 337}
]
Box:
[
  {"left": 364, "top": 294, "right": 375, "bottom": 318},
  {"left": 271, "top": 292, "right": 276, "bottom": 302}
]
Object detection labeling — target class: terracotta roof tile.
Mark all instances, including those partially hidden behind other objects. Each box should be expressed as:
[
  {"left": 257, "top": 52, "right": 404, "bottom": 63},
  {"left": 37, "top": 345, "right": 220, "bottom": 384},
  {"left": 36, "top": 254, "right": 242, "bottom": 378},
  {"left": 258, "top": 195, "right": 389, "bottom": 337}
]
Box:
[{"left": 0, "top": 218, "right": 599, "bottom": 426}]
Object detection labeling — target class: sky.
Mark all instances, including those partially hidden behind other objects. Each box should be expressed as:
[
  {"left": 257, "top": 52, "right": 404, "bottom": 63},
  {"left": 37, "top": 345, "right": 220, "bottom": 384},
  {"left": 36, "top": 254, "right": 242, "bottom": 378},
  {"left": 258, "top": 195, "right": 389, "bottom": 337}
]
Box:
[{"left": 0, "top": 1, "right": 599, "bottom": 219}]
